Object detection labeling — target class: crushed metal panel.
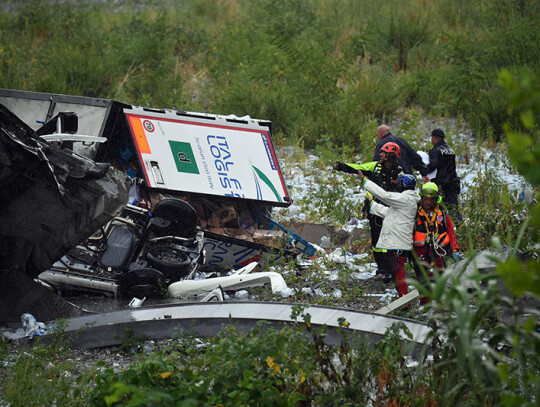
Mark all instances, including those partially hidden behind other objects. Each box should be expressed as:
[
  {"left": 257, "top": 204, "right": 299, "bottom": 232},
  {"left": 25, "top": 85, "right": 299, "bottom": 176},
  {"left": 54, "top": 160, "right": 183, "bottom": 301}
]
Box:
[
  {"left": 375, "top": 289, "right": 420, "bottom": 315},
  {"left": 253, "top": 211, "right": 317, "bottom": 256},
  {"left": 167, "top": 272, "right": 288, "bottom": 297},
  {"left": 0, "top": 101, "right": 131, "bottom": 279},
  {"left": 202, "top": 230, "right": 294, "bottom": 270},
  {"left": 123, "top": 106, "right": 290, "bottom": 206}
]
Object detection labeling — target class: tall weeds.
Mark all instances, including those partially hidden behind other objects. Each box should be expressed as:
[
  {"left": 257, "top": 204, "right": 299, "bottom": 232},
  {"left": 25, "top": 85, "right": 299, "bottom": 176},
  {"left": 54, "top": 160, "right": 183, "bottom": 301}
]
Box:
[{"left": 1, "top": 0, "right": 538, "bottom": 146}]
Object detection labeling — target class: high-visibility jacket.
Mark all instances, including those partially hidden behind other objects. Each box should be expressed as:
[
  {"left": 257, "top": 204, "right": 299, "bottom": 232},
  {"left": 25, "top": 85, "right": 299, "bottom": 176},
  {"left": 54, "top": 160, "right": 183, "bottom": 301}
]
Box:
[
  {"left": 413, "top": 205, "right": 459, "bottom": 255},
  {"left": 343, "top": 161, "right": 402, "bottom": 192}
]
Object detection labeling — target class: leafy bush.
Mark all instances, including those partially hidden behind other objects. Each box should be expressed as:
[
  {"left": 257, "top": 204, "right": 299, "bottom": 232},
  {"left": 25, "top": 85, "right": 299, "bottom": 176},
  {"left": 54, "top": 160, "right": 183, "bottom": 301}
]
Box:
[
  {"left": 75, "top": 322, "right": 319, "bottom": 406},
  {"left": 408, "top": 261, "right": 540, "bottom": 406}
]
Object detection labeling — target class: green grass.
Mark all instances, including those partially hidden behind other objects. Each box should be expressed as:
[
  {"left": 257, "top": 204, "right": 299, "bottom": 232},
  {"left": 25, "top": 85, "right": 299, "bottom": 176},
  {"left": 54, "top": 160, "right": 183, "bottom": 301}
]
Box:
[{"left": 1, "top": 0, "right": 539, "bottom": 147}]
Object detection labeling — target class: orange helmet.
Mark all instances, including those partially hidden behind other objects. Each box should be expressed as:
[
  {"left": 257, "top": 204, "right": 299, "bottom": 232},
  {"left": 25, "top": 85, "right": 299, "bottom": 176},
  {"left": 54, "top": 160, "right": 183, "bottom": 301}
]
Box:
[{"left": 381, "top": 142, "right": 401, "bottom": 158}]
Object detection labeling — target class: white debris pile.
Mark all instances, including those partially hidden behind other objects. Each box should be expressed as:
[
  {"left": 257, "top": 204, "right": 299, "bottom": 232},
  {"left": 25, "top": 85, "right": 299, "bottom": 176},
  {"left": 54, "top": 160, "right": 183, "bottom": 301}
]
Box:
[
  {"left": 1, "top": 313, "right": 47, "bottom": 341},
  {"left": 458, "top": 147, "right": 529, "bottom": 198}
]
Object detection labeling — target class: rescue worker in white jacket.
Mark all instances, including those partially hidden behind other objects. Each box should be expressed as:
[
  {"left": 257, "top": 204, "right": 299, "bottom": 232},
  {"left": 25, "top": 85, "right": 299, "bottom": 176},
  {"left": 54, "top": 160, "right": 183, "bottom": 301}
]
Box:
[{"left": 358, "top": 171, "right": 420, "bottom": 297}]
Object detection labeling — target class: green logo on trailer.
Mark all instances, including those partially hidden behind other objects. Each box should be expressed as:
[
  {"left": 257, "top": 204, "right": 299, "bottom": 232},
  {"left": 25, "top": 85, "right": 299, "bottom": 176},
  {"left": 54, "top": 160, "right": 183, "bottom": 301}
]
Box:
[{"left": 169, "top": 141, "right": 199, "bottom": 174}]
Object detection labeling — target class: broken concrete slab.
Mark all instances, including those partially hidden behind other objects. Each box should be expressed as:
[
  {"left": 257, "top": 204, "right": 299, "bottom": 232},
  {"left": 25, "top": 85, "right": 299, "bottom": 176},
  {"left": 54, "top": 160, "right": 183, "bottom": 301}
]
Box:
[
  {"left": 12, "top": 302, "right": 430, "bottom": 350},
  {"left": 1, "top": 168, "right": 130, "bottom": 279},
  {"left": 445, "top": 248, "right": 511, "bottom": 290},
  {"left": 0, "top": 101, "right": 131, "bottom": 280},
  {"left": 0, "top": 102, "right": 131, "bottom": 323}
]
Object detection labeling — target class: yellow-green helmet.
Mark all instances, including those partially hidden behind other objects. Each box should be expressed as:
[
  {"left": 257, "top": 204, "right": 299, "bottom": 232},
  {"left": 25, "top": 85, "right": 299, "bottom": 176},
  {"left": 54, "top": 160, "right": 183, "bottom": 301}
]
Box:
[{"left": 421, "top": 182, "right": 439, "bottom": 197}]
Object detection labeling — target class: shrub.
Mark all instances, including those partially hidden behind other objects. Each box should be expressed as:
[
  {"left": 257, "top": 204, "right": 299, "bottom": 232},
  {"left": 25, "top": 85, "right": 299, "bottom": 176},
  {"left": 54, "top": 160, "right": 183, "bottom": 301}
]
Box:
[{"left": 457, "top": 160, "right": 532, "bottom": 251}]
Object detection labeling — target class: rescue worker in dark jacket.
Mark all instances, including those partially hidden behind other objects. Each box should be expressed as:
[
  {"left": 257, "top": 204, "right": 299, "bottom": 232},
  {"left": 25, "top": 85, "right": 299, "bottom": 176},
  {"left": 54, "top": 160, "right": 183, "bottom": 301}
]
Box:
[
  {"left": 373, "top": 125, "right": 430, "bottom": 183},
  {"left": 334, "top": 142, "right": 403, "bottom": 280},
  {"left": 427, "top": 128, "right": 462, "bottom": 222},
  {"left": 413, "top": 182, "right": 460, "bottom": 304}
]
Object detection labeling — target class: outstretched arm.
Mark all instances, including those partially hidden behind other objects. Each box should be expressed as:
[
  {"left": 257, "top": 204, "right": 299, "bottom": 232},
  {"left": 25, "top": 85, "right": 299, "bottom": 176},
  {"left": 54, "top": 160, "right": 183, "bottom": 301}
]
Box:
[
  {"left": 335, "top": 161, "right": 378, "bottom": 176},
  {"left": 405, "top": 143, "right": 429, "bottom": 176},
  {"left": 358, "top": 173, "right": 404, "bottom": 208},
  {"left": 427, "top": 148, "right": 440, "bottom": 174},
  {"left": 333, "top": 162, "right": 359, "bottom": 174}
]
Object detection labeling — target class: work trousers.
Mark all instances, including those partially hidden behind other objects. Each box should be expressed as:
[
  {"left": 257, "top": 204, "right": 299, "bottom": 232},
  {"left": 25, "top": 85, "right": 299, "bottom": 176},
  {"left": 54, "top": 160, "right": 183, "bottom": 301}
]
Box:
[
  {"left": 369, "top": 215, "right": 385, "bottom": 272},
  {"left": 412, "top": 245, "right": 445, "bottom": 304},
  {"left": 379, "top": 249, "right": 408, "bottom": 297}
]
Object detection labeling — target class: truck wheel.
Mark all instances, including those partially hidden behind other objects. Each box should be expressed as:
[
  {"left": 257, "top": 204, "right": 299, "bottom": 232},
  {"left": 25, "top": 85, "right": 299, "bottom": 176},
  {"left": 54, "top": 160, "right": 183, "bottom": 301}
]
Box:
[
  {"left": 151, "top": 199, "right": 198, "bottom": 237},
  {"left": 146, "top": 246, "right": 191, "bottom": 278},
  {"left": 117, "top": 267, "right": 166, "bottom": 298}
]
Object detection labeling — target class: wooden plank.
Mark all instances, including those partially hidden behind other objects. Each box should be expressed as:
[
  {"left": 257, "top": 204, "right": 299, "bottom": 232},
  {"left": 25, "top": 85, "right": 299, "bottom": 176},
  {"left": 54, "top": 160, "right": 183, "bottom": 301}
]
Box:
[{"left": 375, "top": 289, "right": 420, "bottom": 315}]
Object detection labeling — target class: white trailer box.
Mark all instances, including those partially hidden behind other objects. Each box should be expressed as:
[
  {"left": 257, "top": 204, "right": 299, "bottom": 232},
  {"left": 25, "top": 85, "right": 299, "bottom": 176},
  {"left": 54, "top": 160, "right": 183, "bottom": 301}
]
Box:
[{"left": 124, "top": 106, "right": 290, "bottom": 206}]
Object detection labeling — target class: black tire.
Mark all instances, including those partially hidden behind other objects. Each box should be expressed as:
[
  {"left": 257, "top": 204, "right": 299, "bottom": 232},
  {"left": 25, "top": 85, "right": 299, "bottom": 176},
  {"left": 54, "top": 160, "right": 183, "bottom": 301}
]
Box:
[
  {"left": 117, "top": 267, "right": 167, "bottom": 298},
  {"left": 152, "top": 199, "right": 198, "bottom": 237},
  {"left": 146, "top": 246, "right": 191, "bottom": 278}
]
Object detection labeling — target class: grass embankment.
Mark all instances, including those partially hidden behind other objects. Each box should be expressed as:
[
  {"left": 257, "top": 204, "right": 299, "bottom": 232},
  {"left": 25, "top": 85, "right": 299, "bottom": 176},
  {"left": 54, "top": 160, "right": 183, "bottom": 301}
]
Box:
[{"left": 1, "top": 0, "right": 538, "bottom": 147}]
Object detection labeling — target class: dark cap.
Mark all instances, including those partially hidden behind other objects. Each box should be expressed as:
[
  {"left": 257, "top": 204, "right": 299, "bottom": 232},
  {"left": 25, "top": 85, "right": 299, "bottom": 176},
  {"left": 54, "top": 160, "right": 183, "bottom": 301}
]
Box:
[{"left": 431, "top": 128, "right": 445, "bottom": 138}]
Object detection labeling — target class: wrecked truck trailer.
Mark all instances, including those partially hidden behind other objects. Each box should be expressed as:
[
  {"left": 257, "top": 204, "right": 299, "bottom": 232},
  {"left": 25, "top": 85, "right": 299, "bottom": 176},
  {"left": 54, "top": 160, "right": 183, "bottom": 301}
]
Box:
[
  {"left": 115, "top": 103, "right": 310, "bottom": 268},
  {"left": 0, "top": 89, "right": 310, "bottom": 299}
]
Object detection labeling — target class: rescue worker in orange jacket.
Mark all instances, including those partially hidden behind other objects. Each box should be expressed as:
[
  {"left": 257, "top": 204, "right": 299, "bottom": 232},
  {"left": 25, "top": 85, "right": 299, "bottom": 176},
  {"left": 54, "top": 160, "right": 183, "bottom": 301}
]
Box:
[{"left": 413, "top": 182, "right": 460, "bottom": 304}]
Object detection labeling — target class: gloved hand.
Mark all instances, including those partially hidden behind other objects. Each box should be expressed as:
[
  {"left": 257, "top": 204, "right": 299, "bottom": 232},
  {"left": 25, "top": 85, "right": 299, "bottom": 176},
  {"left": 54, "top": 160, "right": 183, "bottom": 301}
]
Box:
[
  {"left": 334, "top": 161, "right": 347, "bottom": 172},
  {"left": 365, "top": 191, "right": 373, "bottom": 202},
  {"left": 452, "top": 251, "right": 461, "bottom": 262}
]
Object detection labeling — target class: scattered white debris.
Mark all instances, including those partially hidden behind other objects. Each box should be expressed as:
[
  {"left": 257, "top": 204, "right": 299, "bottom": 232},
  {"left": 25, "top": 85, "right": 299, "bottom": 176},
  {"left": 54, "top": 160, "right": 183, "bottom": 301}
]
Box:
[
  {"left": 332, "top": 289, "right": 343, "bottom": 298},
  {"left": 324, "top": 270, "right": 339, "bottom": 281},
  {"left": 280, "top": 287, "right": 294, "bottom": 297},
  {"left": 379, "top": 289, "right": 398, "bottom": 304},
  {"left": 314, "top": 288, "right": 328, "bottom": 297},
  {"left": 1, "top": 313, "right": 47, "bottom": 341},
  {"left": 327, "top": 248, "right": 350, "bottom": 263},
  {"left": 320, "top": 235, "right": 332, "bottom": 249},
  {"left": 21, "top": 313, "right": 46, "bottom": 337},
  {"left": 352, "top": 271, "right": 375, "bottom": 280},
  {"left": 234, "top": 290, "right": 249, "bottom": 299},
  {"left": 128, "top": 297, "right": 146, "bottom": 308}
]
